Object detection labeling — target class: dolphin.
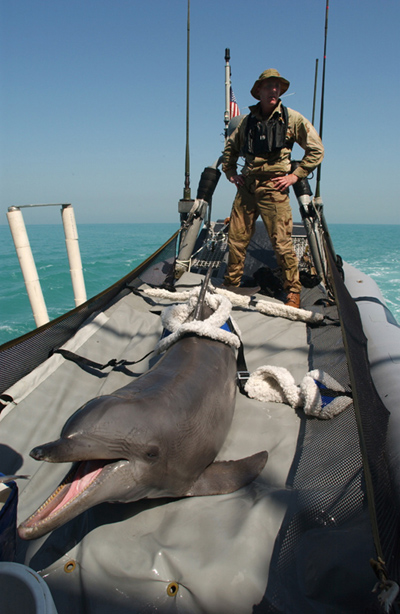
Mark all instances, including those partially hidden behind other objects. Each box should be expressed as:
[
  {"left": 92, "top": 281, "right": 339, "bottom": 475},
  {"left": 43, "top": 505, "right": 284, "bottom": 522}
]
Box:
[{"left": 18, "top": 287, "right": 268, "bottom": 540}]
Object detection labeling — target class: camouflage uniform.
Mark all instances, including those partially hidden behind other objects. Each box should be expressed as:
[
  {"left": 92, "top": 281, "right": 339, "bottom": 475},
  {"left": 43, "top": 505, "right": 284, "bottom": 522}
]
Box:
[{"left": 222, "top": 101, "right": 324, "bottom": 291}]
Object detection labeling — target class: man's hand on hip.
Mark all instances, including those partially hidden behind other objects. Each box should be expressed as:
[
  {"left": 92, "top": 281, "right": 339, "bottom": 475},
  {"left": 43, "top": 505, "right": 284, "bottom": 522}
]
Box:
[{"left": 271, "top": 173, "right": 299, "bottom": 192}]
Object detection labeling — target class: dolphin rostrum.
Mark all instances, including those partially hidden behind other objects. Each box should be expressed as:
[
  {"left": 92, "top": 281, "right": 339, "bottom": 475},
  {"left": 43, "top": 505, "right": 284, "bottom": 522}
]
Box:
[{"left": 18, "top": 287, "right": 268, "bottom": 540}]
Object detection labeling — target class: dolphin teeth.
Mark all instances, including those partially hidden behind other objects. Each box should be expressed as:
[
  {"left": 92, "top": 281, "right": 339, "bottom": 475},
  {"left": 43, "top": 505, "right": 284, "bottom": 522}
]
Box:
[
  {"left": 37, "top": 483, "right": 65, "bottom": 512},
  {"left": 19, "top": 459, "right": 121, "bottom": 534}
]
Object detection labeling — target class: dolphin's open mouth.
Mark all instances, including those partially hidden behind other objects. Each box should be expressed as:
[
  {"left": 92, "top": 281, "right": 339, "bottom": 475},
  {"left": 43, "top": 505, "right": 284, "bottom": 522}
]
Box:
[{"left": 18, "top": 459, "right": 126, "bottom": 539}]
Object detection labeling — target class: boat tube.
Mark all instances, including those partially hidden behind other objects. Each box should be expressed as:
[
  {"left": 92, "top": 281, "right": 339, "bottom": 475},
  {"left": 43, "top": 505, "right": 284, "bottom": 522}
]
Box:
[{"left": 344, "top": 262, "right": 400, "bottom": 511}]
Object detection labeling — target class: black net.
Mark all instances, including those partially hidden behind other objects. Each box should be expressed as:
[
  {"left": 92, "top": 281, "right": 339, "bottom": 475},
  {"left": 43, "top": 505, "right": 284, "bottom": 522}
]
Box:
[
  {"left": 254, "top": 241, "right": 400, "bottom": 614},
  {"left": 326, "top": 247, "right": 400, "bottom": 582}
]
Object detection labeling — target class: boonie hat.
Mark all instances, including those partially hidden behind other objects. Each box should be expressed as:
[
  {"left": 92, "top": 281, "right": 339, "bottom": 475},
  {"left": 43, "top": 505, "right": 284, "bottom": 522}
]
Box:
[{"left": 251, "top": 69, "right": 290, "bottom": 100}]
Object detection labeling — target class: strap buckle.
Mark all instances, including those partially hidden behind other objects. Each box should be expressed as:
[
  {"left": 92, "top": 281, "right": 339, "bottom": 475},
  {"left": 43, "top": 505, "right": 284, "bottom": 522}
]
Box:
[{"left": 237, "top": 371, "right": 250, "bottom": 395}]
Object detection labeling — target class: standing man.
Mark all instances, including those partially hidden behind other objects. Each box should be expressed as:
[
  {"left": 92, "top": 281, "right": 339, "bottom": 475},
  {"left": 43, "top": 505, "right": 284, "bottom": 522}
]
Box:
[{"left": 222, "top": 69, "right": 324, "bottom": 308}]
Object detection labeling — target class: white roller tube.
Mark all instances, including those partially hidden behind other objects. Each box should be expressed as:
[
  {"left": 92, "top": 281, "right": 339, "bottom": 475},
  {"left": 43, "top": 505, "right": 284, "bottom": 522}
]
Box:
[
  {"left": 6, "top": 208, "right": 49, "bottom": 327},
  {"left": 61, "top": 205, "right": 87, "bottom": 306},
  {"left": 175, "top": 199, "right": 208, "bottom": 278}
]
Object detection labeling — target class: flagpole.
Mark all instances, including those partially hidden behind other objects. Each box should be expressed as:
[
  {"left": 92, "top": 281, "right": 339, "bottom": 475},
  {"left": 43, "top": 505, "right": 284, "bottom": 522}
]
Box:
[{"left": 224, "top": 48, "right": 231, "bottom": 139}]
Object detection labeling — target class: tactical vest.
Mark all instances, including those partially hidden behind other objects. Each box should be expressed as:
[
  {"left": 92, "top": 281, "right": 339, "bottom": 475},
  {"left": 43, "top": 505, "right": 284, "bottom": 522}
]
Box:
[{"left": 244, "top": 105, "right": 288, "bottom": 156}]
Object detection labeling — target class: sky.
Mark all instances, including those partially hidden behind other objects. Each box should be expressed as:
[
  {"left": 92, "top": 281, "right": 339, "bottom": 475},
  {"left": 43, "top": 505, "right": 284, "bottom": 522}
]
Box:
[{"left": 1, "top": 0, "right": 399, "bottom": 226}]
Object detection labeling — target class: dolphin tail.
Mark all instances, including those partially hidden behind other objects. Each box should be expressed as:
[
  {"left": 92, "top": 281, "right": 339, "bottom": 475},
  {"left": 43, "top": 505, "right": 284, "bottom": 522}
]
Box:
[{"left": 185, "top": 451, "right": 268, "bottom": 496}]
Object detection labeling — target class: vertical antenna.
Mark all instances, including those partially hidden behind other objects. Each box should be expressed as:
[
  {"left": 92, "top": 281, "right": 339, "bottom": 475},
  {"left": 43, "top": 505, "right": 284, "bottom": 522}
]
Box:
[
  {"left": 183, "top": 0, "right": 191, "bottom": 201},
  {"left": 312, "top": 58, "right": 319, "bottom": 126},
  {"left": 315, "top": 0, "right": 329, "bottom": 198}
]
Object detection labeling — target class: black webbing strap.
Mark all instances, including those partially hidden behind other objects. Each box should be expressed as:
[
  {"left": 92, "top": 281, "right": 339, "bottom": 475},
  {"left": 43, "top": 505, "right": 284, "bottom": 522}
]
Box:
[
  {"left": 53, "top": 348, "right": 154, "bottom": 372},
  {"left": 0, "top": 394, "right": 13, "bottom": 412},
  {"left": 56, "top": 319, "right": 251, "bottom": 395},
  {"left": 236, "top": 339, "right": 250, "bottom": 396}
]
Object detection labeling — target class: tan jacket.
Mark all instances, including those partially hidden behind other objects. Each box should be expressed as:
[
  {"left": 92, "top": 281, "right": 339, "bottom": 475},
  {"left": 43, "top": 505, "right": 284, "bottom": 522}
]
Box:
[{"left": 222, "top": 101, "right": 324, "bottom": 181}]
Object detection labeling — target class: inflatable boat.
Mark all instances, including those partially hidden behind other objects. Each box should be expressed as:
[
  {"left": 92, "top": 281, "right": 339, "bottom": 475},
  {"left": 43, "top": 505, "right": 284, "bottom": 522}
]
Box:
[{"left": 0, "top": 159, "right": 399, "bottom": 612}]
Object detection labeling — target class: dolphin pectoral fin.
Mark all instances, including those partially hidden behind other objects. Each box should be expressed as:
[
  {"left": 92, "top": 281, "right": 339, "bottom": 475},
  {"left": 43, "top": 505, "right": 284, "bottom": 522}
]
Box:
[{"left": 185, "top": 451, "right": 268, "bottom": 496}]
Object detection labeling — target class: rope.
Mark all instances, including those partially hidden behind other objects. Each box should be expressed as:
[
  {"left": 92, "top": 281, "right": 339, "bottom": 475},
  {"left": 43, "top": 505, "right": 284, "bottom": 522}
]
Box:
[
  {"left": 255, "top": 298, "right": 324, "bottom": 324},
  {"left": 153, "top": 287, "right": 241, "bottom": 354},
  {"left": 143, "top": 286, "right": 340, "bottom": 418},
  {"left": 175, "top": 258, "right": 191, "bottom": 271},
  {"left": 143, "top": 286, "right": 323, "bottom": 324},
  {"left": 372, "top": 573, "right": 400, "bottom": 613},
  {"left": 54, "top": 287, "right": 241, "bottom": 376},
  {"left": 245, "top": 366, "right": 352, "bottom": 419}
]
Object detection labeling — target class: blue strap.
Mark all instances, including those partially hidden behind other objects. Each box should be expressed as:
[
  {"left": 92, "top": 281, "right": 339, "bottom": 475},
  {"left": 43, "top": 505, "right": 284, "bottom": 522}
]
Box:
[{"left": 314, "top": 380, "right": 351, "bottom": 408}]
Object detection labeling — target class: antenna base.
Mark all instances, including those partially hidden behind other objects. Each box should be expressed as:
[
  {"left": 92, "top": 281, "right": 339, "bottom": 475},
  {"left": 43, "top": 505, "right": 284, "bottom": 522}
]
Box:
[{"left": 178, "top": 199, "right": 195, "bottom": 214}]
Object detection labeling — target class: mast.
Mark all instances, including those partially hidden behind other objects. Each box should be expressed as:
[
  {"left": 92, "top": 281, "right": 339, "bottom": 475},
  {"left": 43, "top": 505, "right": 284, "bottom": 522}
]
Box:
[
  {"left": 312, "top": 58, "right": 319, "bottom": 126},
  {"left": 224, "top": 48, "right": 231, "bottom": 139},
  {"left": 315, "top": 0, "right": 329, "bottom": 199},
  {"left": 183, "top": 0, "right": 191, "bottom": 201}
]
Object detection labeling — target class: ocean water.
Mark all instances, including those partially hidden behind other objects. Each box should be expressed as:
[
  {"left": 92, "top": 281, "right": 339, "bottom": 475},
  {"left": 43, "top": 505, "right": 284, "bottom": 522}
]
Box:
[
  {"left": 0, "top": 222, "right": 399, "bottom": 346},
  {"left": 329, "top": 224, "right": 400, "bottom": 320}
]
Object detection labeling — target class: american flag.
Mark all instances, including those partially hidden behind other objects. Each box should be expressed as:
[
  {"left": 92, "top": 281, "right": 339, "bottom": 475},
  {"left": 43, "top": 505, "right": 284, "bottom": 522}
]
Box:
[{"left": 230, "top": 87, "right": 240, "bottom": 119}]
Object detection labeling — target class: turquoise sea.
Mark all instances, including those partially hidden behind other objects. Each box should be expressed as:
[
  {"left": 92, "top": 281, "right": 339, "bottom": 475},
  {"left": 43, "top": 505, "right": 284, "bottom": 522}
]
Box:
[{"left": 0, "top": 223, "right": 399, "bottom": 346}]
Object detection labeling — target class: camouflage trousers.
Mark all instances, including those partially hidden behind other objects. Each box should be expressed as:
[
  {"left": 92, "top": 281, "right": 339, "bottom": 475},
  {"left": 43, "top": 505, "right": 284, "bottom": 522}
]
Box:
[{"left": 225, "top": 175, "right": 301, "bottom": 293}]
